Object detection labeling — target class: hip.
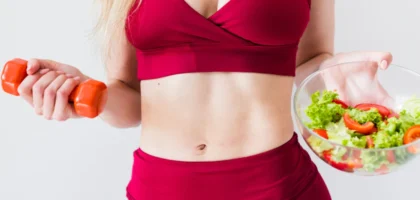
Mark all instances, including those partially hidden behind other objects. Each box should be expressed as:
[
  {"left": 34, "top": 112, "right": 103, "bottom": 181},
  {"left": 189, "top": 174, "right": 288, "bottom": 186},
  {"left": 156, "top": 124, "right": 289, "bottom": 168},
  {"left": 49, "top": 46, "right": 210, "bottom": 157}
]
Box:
[{"left": 126, "top": 133, "right": 331, "bottom": 200}]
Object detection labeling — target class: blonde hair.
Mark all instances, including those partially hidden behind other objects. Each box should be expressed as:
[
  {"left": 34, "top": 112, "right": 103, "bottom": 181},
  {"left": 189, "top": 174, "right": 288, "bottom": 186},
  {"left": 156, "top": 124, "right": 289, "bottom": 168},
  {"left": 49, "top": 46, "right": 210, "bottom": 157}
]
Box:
[{"left": 92, "top": 0, "right": 139, "bottom": 61}]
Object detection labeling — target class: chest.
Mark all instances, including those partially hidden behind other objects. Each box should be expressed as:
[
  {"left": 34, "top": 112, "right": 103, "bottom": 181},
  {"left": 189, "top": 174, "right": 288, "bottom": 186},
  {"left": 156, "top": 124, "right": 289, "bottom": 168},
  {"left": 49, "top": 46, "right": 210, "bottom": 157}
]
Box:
[
  {"left": 126, "top": 0, "right": 311, "bottom": 50},
  {"left": 184, "top": 0, "right": 230, "bottom": 18}
]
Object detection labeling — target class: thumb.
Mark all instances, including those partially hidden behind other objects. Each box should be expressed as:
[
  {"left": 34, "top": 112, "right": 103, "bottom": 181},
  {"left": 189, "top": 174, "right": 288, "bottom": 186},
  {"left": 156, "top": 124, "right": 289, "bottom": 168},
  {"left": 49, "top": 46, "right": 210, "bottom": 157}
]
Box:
[{"left": 27, "top": 58, "right": 61, "bottom": 75}]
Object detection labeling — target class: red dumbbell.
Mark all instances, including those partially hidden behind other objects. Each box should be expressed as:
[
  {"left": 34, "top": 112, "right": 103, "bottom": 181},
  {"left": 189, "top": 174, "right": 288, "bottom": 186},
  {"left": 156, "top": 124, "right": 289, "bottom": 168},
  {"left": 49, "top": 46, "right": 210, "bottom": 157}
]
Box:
[{"left": 1, "top": 58, "right": 108, "bottom": 118}]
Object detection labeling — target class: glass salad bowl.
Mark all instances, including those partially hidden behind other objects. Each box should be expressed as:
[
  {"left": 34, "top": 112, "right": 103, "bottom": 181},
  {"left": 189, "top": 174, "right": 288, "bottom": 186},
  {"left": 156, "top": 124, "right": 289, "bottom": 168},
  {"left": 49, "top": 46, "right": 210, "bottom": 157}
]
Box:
[{"left": 293, "top": 61, "right": 420, "bottom": 176}]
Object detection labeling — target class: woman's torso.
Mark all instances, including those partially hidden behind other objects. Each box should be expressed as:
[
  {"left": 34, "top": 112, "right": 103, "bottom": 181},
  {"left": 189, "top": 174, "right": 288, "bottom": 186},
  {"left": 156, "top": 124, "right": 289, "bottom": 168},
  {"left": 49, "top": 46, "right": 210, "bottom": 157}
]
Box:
[
  {"left": 140, "top": 74, "right": 295, "bottom": 161},
  {"left": 127, "top": 0, "right": 311, "bottom": 161}
]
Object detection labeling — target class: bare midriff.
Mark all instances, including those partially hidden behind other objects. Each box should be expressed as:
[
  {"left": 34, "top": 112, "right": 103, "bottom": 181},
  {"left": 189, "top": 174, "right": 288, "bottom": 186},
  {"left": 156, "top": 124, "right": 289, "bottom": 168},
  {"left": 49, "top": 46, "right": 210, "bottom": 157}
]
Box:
[{"left": 139, "top": 72, "right": 296, "bottom": 161}]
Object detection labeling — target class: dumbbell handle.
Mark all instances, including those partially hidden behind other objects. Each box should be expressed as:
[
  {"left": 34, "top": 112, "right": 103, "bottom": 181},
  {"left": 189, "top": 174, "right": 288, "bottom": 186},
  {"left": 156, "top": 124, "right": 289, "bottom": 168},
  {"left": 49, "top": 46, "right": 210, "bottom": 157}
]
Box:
[{"left": 1, "top": 58, "right": 108, "bottom": 118}]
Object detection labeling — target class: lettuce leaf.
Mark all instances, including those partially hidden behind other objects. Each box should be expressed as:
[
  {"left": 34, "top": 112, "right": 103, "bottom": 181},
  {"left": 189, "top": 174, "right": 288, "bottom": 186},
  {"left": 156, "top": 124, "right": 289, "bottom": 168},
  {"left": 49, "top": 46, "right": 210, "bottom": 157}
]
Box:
[
  {"left": 325, "top": 119, "right": 367, "bottom": 148},
  {"left": 401, "top": 95, "right": 420, "bottom": 118},
  {"left": 372, "top": 118, "right": 404, "bottom": 148},
  {"left": 307, "top": 135, "right": 334, "bottom": 154},
  {"left": 360, "top": 151, "right": 389, "bottom": 172},
  {"left": 348, "top": 108, "right": 383, "bottom": 126},
  {"left": 305, "top": 90, "right": 346, "bottom": 129}
]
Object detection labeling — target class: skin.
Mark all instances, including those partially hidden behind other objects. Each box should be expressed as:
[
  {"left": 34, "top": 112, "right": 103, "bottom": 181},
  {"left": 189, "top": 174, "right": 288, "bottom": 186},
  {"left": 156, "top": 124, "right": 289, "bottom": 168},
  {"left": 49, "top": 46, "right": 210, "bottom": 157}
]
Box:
[{"left": 18, "top": 0, "right": 393, "bottom": 161}]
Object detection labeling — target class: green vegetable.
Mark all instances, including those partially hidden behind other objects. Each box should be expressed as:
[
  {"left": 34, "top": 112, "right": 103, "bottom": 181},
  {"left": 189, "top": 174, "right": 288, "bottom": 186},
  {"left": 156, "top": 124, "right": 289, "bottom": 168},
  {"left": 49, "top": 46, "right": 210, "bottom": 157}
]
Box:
[
  {"left": 394, "top": 148, "right": 413, "bottom": 164},
  {"left": 350, "top": 136, "right": 368, "bottom": 148},
  {"left": 401, "top": 95, "right": 420, "bottom": 118},
  {"left": 398, "top": 110, "right": 420, "bottom": 132},
  {"left": 348, "top": 108, "right": 382, "bottom": 126},
  {"left": 325, "top": 119, "right": 367, "bottom": 148},
  {"left": 304, "top": 91, "right": 420, "bottom": 173},
  {"left": 373, "top": 118, "right": 404, "bottom": 148},
  {"left": 330, "top": 147, "right": 348, "bottom": 162},
  {"left": 305, "top": 90, "right": 345, "bottom": 129},
  {"left": 396, "top": 95, "right": 420, "bottom": 132},
  {"left": 307, "top": 135, "right": 334, "bottom": 154},
  {"left": 360, "top": 151, "right": 389, "bottom": 172}
]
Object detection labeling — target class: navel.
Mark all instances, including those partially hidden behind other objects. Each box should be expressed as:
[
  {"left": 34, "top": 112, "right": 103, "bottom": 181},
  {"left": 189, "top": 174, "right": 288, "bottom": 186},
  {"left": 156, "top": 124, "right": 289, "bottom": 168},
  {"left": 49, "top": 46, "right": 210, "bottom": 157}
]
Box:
[{"left": 195, "top": 144, "right": 207, "bottom": 155}]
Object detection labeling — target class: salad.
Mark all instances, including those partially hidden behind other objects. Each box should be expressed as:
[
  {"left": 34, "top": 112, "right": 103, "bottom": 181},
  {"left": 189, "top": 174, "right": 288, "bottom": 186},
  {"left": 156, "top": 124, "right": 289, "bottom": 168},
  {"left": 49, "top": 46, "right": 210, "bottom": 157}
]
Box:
[{"left": 304, "top": 90, "right": 420, "bottom": 174}]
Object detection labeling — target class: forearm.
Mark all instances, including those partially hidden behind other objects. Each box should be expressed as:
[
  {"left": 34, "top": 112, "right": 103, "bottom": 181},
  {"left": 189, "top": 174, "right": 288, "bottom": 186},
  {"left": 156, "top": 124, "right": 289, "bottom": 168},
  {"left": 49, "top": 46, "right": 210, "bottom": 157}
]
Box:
[
  {"left": 98, "top": 80, "right": 141, "bottom": 128},
  {"left": 295, "top": 53, "right": 333, "bottom": 87}
]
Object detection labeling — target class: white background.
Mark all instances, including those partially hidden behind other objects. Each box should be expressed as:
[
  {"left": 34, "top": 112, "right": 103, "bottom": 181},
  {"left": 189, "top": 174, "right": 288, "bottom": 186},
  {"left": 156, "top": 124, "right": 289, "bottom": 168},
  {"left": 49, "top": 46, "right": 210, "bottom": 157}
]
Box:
[{"left": 1, "top": 0, "right": 420, "bottom": 200}]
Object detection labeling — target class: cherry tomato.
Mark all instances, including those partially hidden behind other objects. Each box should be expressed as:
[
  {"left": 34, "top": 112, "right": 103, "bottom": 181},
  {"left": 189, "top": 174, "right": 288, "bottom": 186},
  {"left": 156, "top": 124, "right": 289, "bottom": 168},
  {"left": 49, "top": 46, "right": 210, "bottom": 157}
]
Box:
[
  {"left": 403, "top": 125, "right": 420, "bottom": 154},
  {"left": 332, "top": 99, "right": 348, "bottom": 109},
  {"left": 366, "top": 136, "right": 374, "bottom": 148},
  {"left": 313, "top": 129, "right": 328, "bottom": 139},
  {"left": 354, "top": 103, "right": 391, "bottom": 118},
  {"left": 343, "top": 112, "right": 376, "bottom": 135}
]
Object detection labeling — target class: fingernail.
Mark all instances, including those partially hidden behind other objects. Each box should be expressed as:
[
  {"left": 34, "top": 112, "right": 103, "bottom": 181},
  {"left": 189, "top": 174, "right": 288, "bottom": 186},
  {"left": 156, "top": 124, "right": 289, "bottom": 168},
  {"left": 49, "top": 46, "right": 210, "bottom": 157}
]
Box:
[
  {"left": 35, "top": 109, "right": 42, "bottom": 115},
  {"left": 73, "top": 76, "right": 80, "bottom": 80},
  {"left": 380, "top": 60, "right": 387, "bottom": 69}
]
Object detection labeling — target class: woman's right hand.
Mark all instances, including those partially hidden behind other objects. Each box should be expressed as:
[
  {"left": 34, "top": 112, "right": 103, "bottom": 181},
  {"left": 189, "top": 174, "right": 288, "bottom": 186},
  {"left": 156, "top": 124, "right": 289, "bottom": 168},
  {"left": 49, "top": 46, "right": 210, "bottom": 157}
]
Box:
[{"left": 17, "top": 58, "right": 89, "bottom": 121}]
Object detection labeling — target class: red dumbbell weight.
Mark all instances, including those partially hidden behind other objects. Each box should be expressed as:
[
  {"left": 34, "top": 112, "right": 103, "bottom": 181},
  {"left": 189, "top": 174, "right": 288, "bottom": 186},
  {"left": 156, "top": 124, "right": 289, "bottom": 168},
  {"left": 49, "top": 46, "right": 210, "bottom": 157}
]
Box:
[{"left": 1, "top": 58, "right": 108, "bottom": 118}]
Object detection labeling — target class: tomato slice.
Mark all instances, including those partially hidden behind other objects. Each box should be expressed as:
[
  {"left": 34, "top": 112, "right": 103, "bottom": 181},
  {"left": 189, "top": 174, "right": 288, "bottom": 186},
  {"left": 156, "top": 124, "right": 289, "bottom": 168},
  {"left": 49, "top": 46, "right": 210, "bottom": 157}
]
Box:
[
  {"left": 343, "top": 112, "right": 376, "bottom": 134},
  {"left": 366, "top": 136, "right": 374, "bottom": 148},
  {"left": 313, "top": 129, "right": 328, "bottom": 139},
  {"left": 386, "top": 151, "right": 395, "bottom": 163},
  {"left": 323, "top": 150, "right": 353, "bottom": 171},
  {"left": 348, "top": 158, "right": 363, "bottom": 169},
  {"left": 407, "top": 146, "right": 418, "bottom": 154},
  {"left": 332, "top": 99, "right": 348, "bottom": 109},
  {"left": 351, "top": 150, "right": 362, "bottom": 160},
  {"left": 403, "top": 125, "right": 420, "bottom": 154},
  {"left": 388, "top": 111, "right": 399, "bottom": 119},
  {"left": 375, "top": 164, "right": 389, "bottom": 174},
  {"left": 354, "top": 103, "right": 391, "bottom": 118},
  {"left": 342, "top": 151, "right": 349, "bottom": 160},
  {"left": 403, "top": 125, "right": 420, "bottom": 144}
]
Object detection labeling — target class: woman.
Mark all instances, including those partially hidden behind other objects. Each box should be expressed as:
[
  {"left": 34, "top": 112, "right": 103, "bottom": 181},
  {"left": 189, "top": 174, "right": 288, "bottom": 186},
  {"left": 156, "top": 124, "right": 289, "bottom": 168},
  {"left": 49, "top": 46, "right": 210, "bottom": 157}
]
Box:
[{"left": 16, "top": 0, "right": 393, "bottom": 199}]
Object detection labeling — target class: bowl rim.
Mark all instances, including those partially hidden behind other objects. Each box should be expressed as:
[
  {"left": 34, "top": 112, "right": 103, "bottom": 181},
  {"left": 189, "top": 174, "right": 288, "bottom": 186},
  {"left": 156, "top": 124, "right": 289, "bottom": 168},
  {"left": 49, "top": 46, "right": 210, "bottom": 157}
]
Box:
[{"left": 293, "top": 60, "right": 420, "bottom": 152}]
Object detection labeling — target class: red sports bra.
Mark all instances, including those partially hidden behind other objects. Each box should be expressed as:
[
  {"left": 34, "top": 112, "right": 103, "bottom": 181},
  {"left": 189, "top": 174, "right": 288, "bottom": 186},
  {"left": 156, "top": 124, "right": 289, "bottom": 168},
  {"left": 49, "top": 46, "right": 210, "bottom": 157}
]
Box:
[{"left": 125, "top": 0, "right": 311, "bottom": 80}]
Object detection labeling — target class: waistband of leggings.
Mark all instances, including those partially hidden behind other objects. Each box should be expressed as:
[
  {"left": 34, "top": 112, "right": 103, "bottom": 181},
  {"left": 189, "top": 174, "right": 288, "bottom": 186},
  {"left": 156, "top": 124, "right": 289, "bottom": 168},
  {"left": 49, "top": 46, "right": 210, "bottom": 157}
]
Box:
[{"left": 133, "top": 132, "right": 302, "bottom": 169}]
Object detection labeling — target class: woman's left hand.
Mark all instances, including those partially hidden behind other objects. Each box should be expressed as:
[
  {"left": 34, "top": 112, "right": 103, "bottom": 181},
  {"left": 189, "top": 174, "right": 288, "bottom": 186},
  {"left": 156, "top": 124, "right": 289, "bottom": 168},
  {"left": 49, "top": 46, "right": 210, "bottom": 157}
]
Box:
[{"left": 319, "top": 51, "right": 395, "bottom": 110}]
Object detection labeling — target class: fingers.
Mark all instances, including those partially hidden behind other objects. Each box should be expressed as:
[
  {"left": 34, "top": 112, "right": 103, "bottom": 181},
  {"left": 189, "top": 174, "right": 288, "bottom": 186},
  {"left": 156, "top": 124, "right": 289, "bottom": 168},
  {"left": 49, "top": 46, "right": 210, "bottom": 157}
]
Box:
[
  {"left": 52, "top": 77, "right": 80, "bottom": 121},
  {"left": 16, "top": 58, "right": 85, "bottom": 121},
  {"left": 43, "top": 74, "right": 69, "bottom": 119},
  {"left": 17, "top": 68, "right": 51, "bottom": 107},
  {"left": 347, "top": 51, "right": 393, "bottom": 69},
  {"left": 27, "top": 58, "right": 61, "bottom": 75},
  {"left": 19, "top": 69, "right": 80, "bottom": 120},
  {"left": 32, "top": 71, "right": 61, "bottom": 115},
  {"left": 321, "top": 51, "right": 393, "bottom": 70}
]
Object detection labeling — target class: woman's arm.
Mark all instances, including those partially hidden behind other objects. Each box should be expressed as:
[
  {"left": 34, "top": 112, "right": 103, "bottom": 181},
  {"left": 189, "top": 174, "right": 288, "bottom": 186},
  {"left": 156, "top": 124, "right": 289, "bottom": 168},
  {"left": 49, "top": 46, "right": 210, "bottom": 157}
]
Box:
[
  {"left": 295, "top": 0, "right": 335, "bottom": 86},
  {"left": 98, "top": 37, "right": 142, "bottom": 128}
]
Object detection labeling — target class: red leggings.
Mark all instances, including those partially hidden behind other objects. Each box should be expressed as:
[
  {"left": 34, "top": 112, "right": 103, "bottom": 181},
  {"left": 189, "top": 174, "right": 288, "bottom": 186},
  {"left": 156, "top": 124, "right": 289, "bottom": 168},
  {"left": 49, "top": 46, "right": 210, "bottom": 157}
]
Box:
[{"left": 126, "top": 133, "right": 331, "bottom": 200}]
